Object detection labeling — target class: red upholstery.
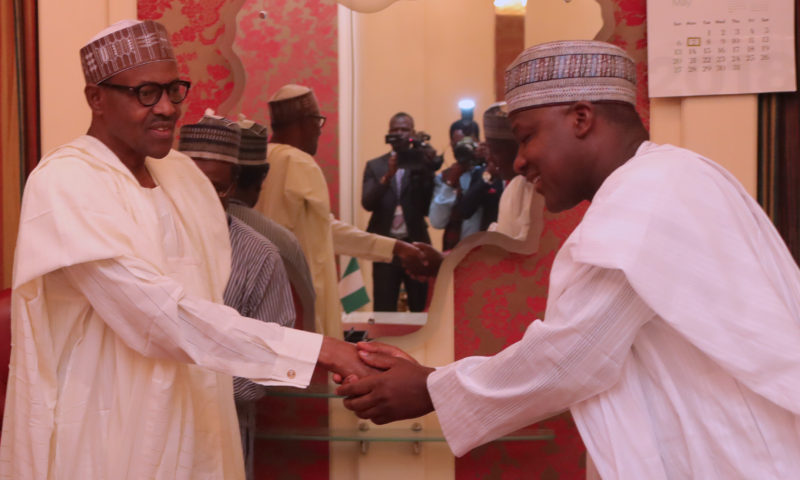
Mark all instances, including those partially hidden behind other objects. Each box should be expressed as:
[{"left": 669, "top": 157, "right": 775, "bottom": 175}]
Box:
[{"left": 0, "top": 288, "right": 11, "bottom": 429}]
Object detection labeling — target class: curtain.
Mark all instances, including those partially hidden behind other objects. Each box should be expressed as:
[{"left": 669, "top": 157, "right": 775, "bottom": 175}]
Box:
[
  {"left": 0, "top": 0, "right": 38, "bottom": 288},
  {"left": 758, "top": 0, "right": 800, "bottom": 264}
]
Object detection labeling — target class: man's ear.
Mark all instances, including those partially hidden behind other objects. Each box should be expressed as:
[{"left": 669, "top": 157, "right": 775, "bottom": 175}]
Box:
[
  {"left": 84, "top": 84, "right": 104, "bottom": 114},
  {"left": 569, "top": 101, "right": 595, "bottom": 139}
]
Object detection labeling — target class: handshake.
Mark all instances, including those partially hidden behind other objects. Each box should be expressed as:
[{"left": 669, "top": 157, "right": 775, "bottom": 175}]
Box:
[
  {"left": 318, "top": 338, "right": 435, "bottom": 424},
  {"left": 314, "top": 241, "right": 445, "bottom": 423},
  {"left": 392, "top": 241, "right": 444, "bottom": 281}
]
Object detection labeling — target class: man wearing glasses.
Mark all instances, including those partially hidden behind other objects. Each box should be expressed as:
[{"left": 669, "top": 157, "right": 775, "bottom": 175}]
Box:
[
  {"left": 1, "top": 20, "right": 376, "bottom": 480},
  {"left": 256, "top": 85, "right": 427, "bottom": 337}
]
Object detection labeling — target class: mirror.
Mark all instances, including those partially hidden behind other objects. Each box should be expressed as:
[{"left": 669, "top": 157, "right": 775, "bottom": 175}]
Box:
[{"left": 141, "top": 0, "right": 647, "bottom": 323}]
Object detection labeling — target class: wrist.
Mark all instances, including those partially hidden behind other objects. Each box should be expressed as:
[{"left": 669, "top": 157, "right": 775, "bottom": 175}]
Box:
[
  {"left": 392, "top": 240, "right": 406, "bottom": 256},
  {"left": 318, "top": 336, "right": 338, "bottom": 370}
]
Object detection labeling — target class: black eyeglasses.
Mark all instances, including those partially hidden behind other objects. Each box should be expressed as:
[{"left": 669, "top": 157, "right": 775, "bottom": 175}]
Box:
[
  {"left": 100, "top": 79, "right": 191, "bottom": 107},
  {"left": 308, "top": 115, "right": 326, "bottom": 128}
]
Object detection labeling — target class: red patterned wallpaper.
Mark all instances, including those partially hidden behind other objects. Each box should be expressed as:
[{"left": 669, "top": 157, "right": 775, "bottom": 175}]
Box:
[
  {"left": 234, "top": 0, "right": 340, "bottom": 212},
  {"left": 601, "top": 0, "right": 649, "bottom": 129},
  {"left": 453, "top": 205, "right": 589, "bottom": 480},
  {"left": 138, "top": 0, "right": 243, "bottom": 129},
  {"left": 138, "top": 0, "right": 340, "bottom": 213}
]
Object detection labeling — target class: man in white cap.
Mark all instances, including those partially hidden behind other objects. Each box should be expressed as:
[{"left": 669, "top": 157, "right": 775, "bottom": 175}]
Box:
[
  {"left": 338, "top": 40, "right": 800, "bottom": 479},
  {"left": 482, "top": 101, "right": 544, "bottom": 241},
  {"left": 179, "top": 112, "right": 296, "bottom": 480},
  {"left": 1, "top": 20, "right": 376, "bottom": 480},
  {"left": 255, "top": 84, "right": 426, "bottom": 336}
]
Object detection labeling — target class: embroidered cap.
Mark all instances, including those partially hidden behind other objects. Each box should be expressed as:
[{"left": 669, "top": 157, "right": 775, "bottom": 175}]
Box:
[
  {"left": 504, "top": 40, "right": 636, "bottom": 114},
  {"left": 236, "top": 114, "right": 268, "bottom": 166},
  {"left": 80, "top": 20, "right": 176, "bottom": 85},
  {"left": 483, "top": 102, "right": 515, "bottom": 141},
  {"left": 178, "top": 109, "right": 241, "bottom": 165},
  {"left": 268, "top": 84, "right": 320, "bottom": 126}
]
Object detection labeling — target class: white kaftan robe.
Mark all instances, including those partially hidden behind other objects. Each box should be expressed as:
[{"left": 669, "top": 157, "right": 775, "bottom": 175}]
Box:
[
  {"left": 488, "top": 175, "right": 544, "bottom": 241},
  {"left": 428, "top": 142, "right": 800, "bottom": 479},
  {"left": 0, "top": 136, "right": 323, "bottom": 480},
  {"left": 255, "top": 143, "right": 396, "bottom": 335}
]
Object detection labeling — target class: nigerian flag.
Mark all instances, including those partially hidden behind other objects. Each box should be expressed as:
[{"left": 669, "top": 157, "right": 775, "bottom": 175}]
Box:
[{"left": 339, "top": 257, "right": 370, "bottom": 313}]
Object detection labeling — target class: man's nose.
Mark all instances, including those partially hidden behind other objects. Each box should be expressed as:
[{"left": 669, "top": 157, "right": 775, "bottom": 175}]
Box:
[
  {"left": 152, "top": 89, "right": 177, "bottom": 116},
  {"left": 513, "top": 151, "right": 528, "bottom": 175}
]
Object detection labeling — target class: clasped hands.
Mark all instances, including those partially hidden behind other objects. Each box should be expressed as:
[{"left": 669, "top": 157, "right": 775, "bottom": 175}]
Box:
[
  {"left": 393, "top": 241, "right": 443, "bottom": 281},
  {"left": 319, "top": 338, "right": 436, "bottom": 424}
]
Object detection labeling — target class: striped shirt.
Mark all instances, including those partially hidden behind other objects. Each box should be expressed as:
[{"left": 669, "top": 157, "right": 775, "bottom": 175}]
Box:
[
  {"left": 227, "top": 200, "right": 316, "bottom": 331},
  {"left": 223, "top": 215, "right": 295, "bottom": 401}
]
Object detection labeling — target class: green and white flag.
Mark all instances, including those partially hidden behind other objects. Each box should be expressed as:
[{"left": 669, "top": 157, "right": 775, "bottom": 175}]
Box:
[{"left": 339, "top": 257, "right": 370, "bottom": 313}]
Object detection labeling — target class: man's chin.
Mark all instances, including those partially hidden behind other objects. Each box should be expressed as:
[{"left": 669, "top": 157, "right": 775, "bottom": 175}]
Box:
[{"left": 147, "top": 146, "right": 173, "bottom": 159}]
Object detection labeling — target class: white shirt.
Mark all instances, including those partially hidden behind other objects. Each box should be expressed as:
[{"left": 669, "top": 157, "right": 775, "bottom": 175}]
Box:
[{"left": 428, "top": 142, "right": 800, "bottom": 479}]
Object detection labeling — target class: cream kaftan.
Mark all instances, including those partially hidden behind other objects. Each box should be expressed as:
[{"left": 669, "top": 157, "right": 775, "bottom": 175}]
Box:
[
  {"left": 487, "top": 175, "right": 543, "bottom": 241},
  {"left": 255, "top": 143, "right": 395, "bottom": 336},
  {"left": 0, "top": 136, "right": 322, "bottom": 480},
  {"left": 428, "top": 142, "right": 800, "bottom": 479}
]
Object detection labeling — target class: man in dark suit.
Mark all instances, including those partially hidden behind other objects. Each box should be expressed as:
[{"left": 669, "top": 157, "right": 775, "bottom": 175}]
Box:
[
  {"left": 361, "top": 112, "right": 441, "bottom": 311},
  {"left": 458, "top": 164, "right": 504, "bottom": 232}
]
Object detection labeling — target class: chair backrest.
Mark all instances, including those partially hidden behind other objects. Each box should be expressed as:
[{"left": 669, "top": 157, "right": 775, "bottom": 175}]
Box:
[
  {"left": 450, "top": 205, "right": 589, "bottom": 478},
  {"left": 0, "top": 288, "right": 11, "bottom": 427}
]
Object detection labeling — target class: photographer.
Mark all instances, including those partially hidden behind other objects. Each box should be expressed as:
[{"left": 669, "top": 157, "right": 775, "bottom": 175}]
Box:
[
  {"left": 429, "top": 120, "right": 502, "bottom": 250},
  {"left": 362, "top": 112, "right": 441, "bottom": 311}
]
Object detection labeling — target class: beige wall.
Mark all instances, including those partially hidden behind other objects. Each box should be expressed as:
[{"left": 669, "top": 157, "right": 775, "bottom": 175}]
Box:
[
  {"left": 39, "top": 0, "right": 136, "bottom": 153},
  {"left": 524, "top": 0, "right": 758, "bottom": 196},
  {"left": 649, "top": 96, "right": 758, "bottom": 195}
]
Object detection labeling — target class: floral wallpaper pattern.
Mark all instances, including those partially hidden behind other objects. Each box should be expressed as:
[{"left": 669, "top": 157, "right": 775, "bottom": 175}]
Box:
[{"left": 138, "top": 0, "right": 340, "bottom": 213}]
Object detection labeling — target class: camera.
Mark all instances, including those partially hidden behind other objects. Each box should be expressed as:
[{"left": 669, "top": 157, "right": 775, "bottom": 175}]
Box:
[
  {"left": 385, "top": 132, "right": 433, "bottom": 169},
  {"left": 385, "top": 131, "right": 431, "bottom": 150},
  {"left": 453, "top": 136, "right": 483, "bottom": 167}
]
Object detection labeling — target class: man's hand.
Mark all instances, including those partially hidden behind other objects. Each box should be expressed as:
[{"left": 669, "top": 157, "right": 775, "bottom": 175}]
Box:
[
  {"left": 336, "top": 351, "right": 436, "bottom": 424},
  {"left": 333, "top": 341, "right": 418, "bottom": 384},
  {"left": 317, "top": 337, "right": 381, "bottom": 381},
  {"left": 357, "top": 341, "right": 419, "bottom": 364},
  {"left": 380, "top": 152, "right": 399, "bottom": 185},
  {"left": 407, "top": 242, "right": 443, "bottom": 280},
  {"left": 393, "top": 240, "right": 429, "bottom": 277},
  {"left": 421, "top": 143, "right": 438, "bottom": 166},
  {"left": 442, "top": 163, "right": 465, "bottom": 188}
]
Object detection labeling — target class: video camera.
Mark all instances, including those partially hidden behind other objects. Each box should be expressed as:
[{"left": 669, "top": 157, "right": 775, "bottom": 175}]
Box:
[
  {"left": 384, "top": 131, "right": 431, "bottom": 150},
  {"left": 385, "top": 131, "right": 433, "bottom": 169}
]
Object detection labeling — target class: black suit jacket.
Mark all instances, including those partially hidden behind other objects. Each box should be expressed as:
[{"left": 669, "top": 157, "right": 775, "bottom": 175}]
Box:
[
  {"left": 361, "top": 152, "right": 436, "bottom": 243},
  {"left": 458, "top": 166, "right": 503, "bottom": 232}
]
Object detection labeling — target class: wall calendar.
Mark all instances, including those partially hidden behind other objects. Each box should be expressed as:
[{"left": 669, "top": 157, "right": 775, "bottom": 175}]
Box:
[{"left": 647, "top": 0, "right": 796, "bottom": 97}]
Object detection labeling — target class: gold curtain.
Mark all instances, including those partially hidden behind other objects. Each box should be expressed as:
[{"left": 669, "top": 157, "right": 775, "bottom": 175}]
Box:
[{"left": 0, "top": 0, "right": 38, "bottom": 288}]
